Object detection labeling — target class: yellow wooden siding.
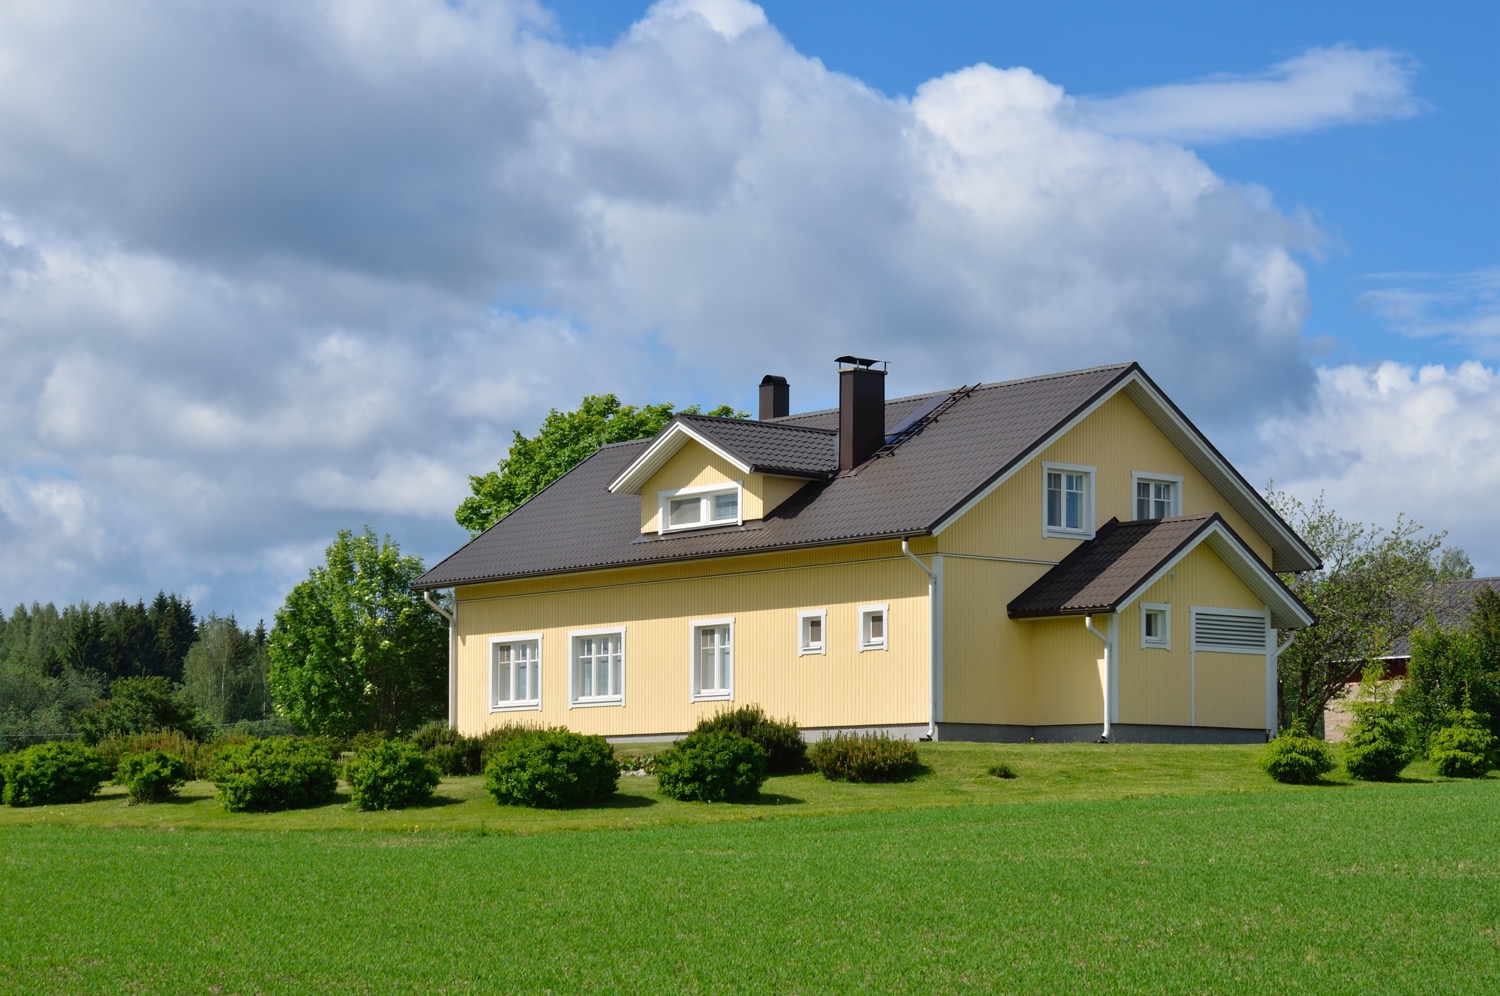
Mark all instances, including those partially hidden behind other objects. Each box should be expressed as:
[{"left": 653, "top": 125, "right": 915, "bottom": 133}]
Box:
[
  {"left": 936, "top": 392, "right": 1274, "bottom": 566},
  {"left": 638, "top": 444, "right": 741, "bottom": 532},
  {"left": 1195, "top": 652, "right": 1266, "bottom": 729},
  {"left": 759, "top": 474, "right": 810, "bottom": 517},
  {"left": 1116, "top": 543, "right": 1268, "bottom": 729},
  {"left": 454, "top": 546, "right": 929, "bottom": 737},
  {"left": 1027, "top": 618, "right": 1106, "bottom": 726},
  {"left": 939, "top": 556, "right": 1044, "bottom": 725}
]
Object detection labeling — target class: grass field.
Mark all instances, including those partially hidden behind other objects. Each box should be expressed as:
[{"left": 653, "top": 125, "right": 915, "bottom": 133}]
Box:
[{"left": 1, "top": 744, "right": 1497, "bottom": 992}]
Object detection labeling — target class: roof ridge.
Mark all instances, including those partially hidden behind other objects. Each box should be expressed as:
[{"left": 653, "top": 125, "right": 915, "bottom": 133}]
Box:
[{"left": 677, "top": 412, "right": 837, "bottom": 435}]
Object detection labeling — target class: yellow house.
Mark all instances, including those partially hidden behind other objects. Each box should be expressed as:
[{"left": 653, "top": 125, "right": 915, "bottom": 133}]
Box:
[{"left": 415, "top": 359, "right": 1317, "bottom": 743}]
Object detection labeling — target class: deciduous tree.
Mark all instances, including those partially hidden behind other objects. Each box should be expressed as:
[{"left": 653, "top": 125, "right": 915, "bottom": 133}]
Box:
[
  {"left": 267, "top": 528, "right": 445, "bottom": 737},
  {"left": 455, "top": 394, "right": 744, "bottom": 535}
]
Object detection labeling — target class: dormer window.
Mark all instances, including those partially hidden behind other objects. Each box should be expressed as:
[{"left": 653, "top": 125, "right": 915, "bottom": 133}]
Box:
[{"left": 659, "top": 484, "right": 742, "bottom": 533}]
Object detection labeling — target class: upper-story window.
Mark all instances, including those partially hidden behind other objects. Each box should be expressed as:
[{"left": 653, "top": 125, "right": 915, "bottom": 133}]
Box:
[
  {"left": 659, "top": 484, "right": 741, "bottom": 533},
  {"left": 1132, "top": 472, "right": 1183, "bottom": 520},
  {"left": 1043, "top": 462, "right": 1095, "bottom": 538}
]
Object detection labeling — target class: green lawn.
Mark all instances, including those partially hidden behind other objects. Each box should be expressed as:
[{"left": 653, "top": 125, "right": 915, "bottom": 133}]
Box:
[{"left": 1, "top": 744, "right": 1496, "bottom": 992}]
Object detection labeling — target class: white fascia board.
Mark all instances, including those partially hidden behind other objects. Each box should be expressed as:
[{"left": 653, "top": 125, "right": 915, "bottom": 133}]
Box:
[
  {"left": 1112, "top": 521, "right": 1313, "bottom": 630},
  {"left": 607, "top": 422, "right": 753, "bottom": 495}
]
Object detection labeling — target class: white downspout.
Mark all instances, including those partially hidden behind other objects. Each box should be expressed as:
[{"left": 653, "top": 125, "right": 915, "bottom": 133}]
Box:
[
  {"left": 1084, "top": 614, "right": 1116, "bottom": 742},
  {"left": 1268, "top": 630, "right": 1296, "bottom": 737},
  {"left": 902, "top": 539, "right": 940, "bottom": 741},
  {"left": 424, "top": 590, "right": 457, "bottom": 729}
]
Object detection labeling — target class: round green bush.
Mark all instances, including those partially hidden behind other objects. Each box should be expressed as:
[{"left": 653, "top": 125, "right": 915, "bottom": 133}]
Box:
[
  {"left": 1342, "top": 703, "right": 1414, "bottom": 781},
  {"left": 808, "top": 731, "right": 920, "bottom": 783},
  {"left": 114, "top": 749, "right": 191, "bottom": 804},
  {"left": 655, "top": 730, "right": 767, "bottom": 802},
  {"left": 1, "top": 741, "right": 110, "bottom": 806},
  {"left": 694, "top": 705, "right": 807, "bottom": 775},
  {"left": 1428, "top": 711, "right": 1497, "bottom": 778},
  {"left": 345, "top": 740, "right": 441, "bottom": 811},
  {"left": 1259, "top": 732, "right": 1336, "bottom": 784},
  {"left": 209, "top": 737, "right": 339, "bottom": 812},
  {"left": 483, "top": 728, "right": 618, "bottom": 809}
]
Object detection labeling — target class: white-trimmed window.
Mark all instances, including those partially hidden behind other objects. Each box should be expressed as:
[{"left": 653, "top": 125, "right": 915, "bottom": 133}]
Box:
[
  {"left": 659, "top": 483, "right": 741, "bottom": 533},
  {"left": 1132, "top": 472, "right": 1183, "bottom": 520},
  {"left": 859, "top": 604, "right": 888, "bottom": 651},
  {"left": 798, "top": 610, "right": 827, "bottom": 656},
  {"left": 1140, "top": 604, "right": 1170, "bottom": 650},
  {"left": 1043, "top": 462, "right": 1095, "bottom": 538},
  {"left": 570, "top": 629, "right": 624, "bottom": 706},
  {"left": 490, "top": 635, "right": 542, "bottom": 710},
  {"left": 690, "top": 618, "right": 733, "bottom": 701},
  {"left": 1190, "top": 608, "right": 1268, "bottom": 655}
]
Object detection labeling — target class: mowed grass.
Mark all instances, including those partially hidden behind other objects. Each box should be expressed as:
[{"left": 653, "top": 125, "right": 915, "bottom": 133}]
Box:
[{"left": 1, "top": 745, "right": 1497, "bottom": 992}]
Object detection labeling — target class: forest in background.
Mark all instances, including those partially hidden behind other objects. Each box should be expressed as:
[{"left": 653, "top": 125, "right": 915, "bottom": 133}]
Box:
[{"left": 0, "top": 594, "right": 273, "bottom": 746}]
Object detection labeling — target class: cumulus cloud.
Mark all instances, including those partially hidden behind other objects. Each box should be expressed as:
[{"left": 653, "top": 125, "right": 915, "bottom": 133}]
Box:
[
  {"left": 1086, "top": 45, "right": 1423, "bottom": 143},
  {"left": 1257, "top": 361, "right": 1500, "bottom": 573},
  {"left": 0, "top": 0, "right": 1415, "bottom": 618}
]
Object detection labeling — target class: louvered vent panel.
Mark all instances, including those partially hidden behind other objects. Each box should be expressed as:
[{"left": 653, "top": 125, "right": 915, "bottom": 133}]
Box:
[{"left": 1193, "top": 611, "right": 1266, "bottom": 654}]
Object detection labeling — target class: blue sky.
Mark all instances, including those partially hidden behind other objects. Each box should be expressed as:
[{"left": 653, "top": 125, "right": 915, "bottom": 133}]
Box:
[{"left": 0, "top": 0, "right": 1495, "bottom": 626}]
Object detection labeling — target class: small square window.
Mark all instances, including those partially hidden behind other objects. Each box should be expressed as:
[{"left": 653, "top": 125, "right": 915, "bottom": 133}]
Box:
[
  {"left": 1132, "top": 474, "right": 1182, "bottom": 520},
  {"left": 659, "top": 485, "right": 741, "bottom": 533},
  {"left": 859, "top": 605, "right": 888, "bottom": 651},
  {"left": 798, "top": 610, "right": 826, "bottom": 655},
  {"left": 1141, "top": 604, "right": 1170, "bottom": 650}
]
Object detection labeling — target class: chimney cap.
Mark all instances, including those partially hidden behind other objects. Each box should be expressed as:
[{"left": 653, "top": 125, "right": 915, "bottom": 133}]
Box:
[
  {"left": 759, "top": 374, "right": 788, "bottom": 387},
  {"left": 835, "top": 355, "right": 887, "bottom": 371}
]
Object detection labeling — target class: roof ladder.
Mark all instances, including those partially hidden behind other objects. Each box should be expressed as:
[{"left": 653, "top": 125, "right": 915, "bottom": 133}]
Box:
[{"left": 870, "top": 383, "right": 979, "bottom": 459}]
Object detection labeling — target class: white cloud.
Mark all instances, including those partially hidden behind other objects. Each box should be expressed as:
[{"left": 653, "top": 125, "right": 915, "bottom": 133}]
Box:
[
  {"left": 1359, "top": 267, "right": 1500, "bottom": 356},
  {"left": 1085, "top": 45, "right": 1423, "bottom": 143},
  {"left": 1257, "top": 361, "right": 1500, "bottom": 574},
  {"left": 0, "top": 0, "right": 1416, "bottom": 619}
]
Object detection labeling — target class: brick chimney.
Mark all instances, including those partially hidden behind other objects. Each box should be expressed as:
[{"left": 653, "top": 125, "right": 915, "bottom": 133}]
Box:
[
  {"left": 758, "top": 375, "right": 789, "bottom": 420},
  {"left": 837, "top": 356, "right": 886, "bottom": 472}
]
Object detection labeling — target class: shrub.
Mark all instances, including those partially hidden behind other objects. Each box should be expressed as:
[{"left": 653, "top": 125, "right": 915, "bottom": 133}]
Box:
[
  {"left": 96, "top": 730, "right": 217, "bottom": 780},
  {"left": 484, "top": 728, "right": 618, "bottom": 809},
  {"left": 656, "top": 730, "right": 768, "bottom": 802},
  {"left": 1260, "top": 731, "right": 1336, "bottom": 784},
  {"left": 114, "top": 750, "right": 191, "bottom": 804},
  {"left": 409, "top": 721, "right": 484, "bottom": 776},
  {"left": 345, "top": 740, "right": 440, "bottom": 810},
  {"left": 477, "top": 724, "right": 541, "bottom": 769},
  {"left": 1342, "top": 702, "right": 1415, "bottom": 781},
  {"left": 809, "top": 732, "right": 920, "bottom": 783},
  {"left": 1, "top": 741, "right": 110, "bottom": 806},
  {"left": 693, "top": 705, "right": 807, "bottom": 775},
  {"left": 209, "top": 737, "right": 339, "bottom": 812},
  {"left": 73, "top": 676, "right": 211, "bottom": 745},
  {"left": 1428, "top": 709, "right": 1498, "bottom": 778}
]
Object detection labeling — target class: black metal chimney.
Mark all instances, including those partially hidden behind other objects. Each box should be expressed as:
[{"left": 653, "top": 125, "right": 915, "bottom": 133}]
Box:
[
  {"left": 836, "top": 356, "right": 886, "bottom": 472},
  {"left": 759, "top": 375, "right": 789, "bottom": 420}
]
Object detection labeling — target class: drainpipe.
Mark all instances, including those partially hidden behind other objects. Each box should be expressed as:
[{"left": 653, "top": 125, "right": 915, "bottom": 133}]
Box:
[
  {"left": 901, "top": 538, "right": 940, "bottom": 741},
  {"left": 423, "top": 590, "right": 457, "bottom": 729},
  {"left": 1268, "top": 631, "right": 1296, "bottom": 737},
  {"left": 1083, "top": 614, "right": 1117, "bottom": 742}
]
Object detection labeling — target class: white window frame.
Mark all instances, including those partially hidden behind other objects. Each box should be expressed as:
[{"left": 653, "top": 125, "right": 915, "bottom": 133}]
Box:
[
  {"left": 1190, "top": 607, "right": 1270, "bottom": 655},
  {"left": 1131, "top": 472, "right": 1183, "bottom": 521},
  {"left": 490, "top": 634, "right": 543, "bottom": 711},
  {"left": 798, "top": 610, "right": 827, "bottom": 656},
  {"left": 859, "top": 604, "right": 888, "bottom": 652},
  {"left": 689, "top": 617, "right": 734, "bottom": 702},
  {"left": 1042, "top": 462, "right": 1096, "bottom": 539},
  {"left": 568, "top": 627, "right": 626, "bottom": 707},
  {"left": 657, "top": 482, "right": 743, "bottom": 534},
  {"left": 1140, "top": 604, "right": 1171, "bottom": 651}
]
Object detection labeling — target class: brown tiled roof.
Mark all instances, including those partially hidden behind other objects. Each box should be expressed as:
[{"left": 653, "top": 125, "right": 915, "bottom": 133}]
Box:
[
  {"left": 673, "top": 414, "right": 836, "bottom": 478},
  {"left": 415, "top": 364, "right": 1135, "bottom": 588},
  {"left": 1008, "top": 516, "right": 1221, "bottom": 617},
  {"left": 1387, "top": 576, "right": 1500, "bottom": 658}
]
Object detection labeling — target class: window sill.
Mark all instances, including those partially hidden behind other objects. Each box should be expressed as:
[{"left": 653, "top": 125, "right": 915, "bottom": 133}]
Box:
[
  {"left": 490, "top": 702, "right": 541, "bottom": 712},
  {"left": 569, "top": 696, "right": 624, "bottom": 709},
  {"left": 859, "top": 643, "right": 888, "bottom": 653},
  {"left": 1043, "top": 526, "right": 1094, "bottom": 540},
  {"left": 798, "top": 646, "right": 825, "bottom": 657},
  {"left": 691, "top": 691, "right": 733, "bottom": 703}
]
